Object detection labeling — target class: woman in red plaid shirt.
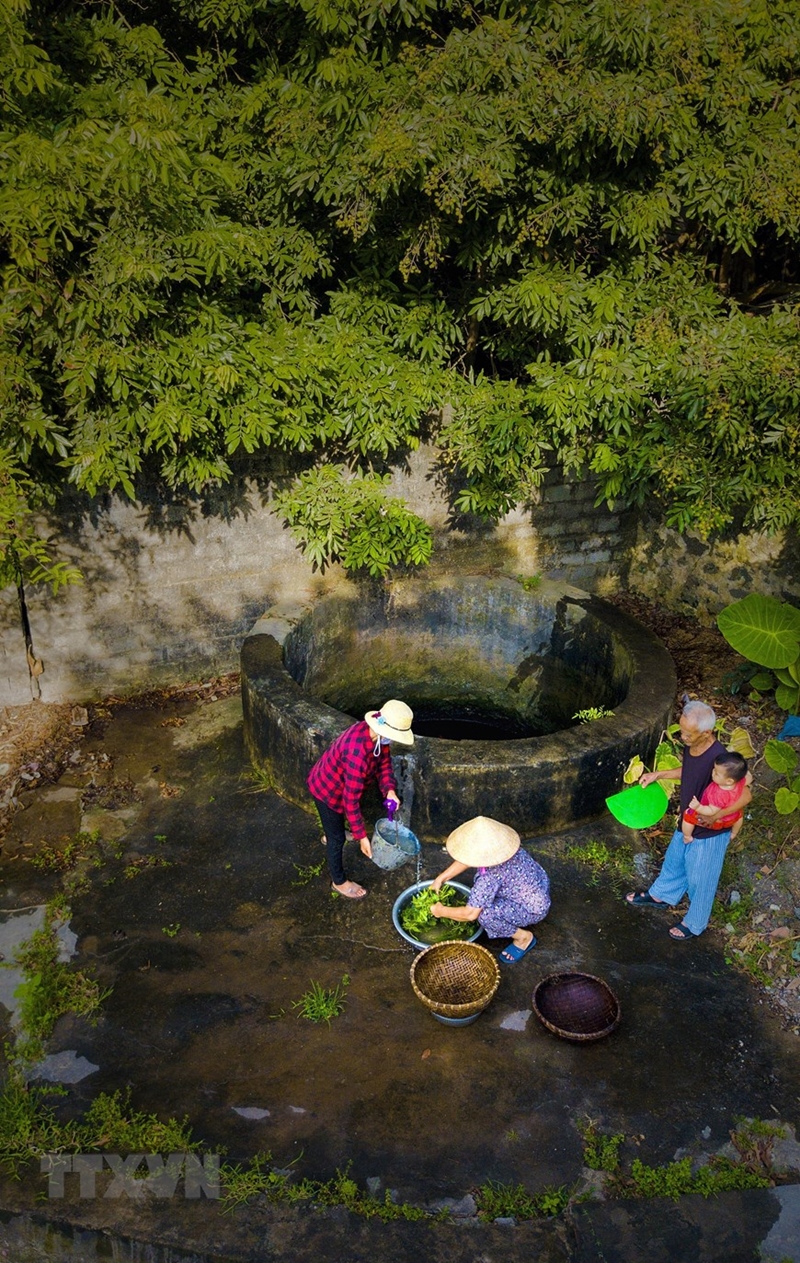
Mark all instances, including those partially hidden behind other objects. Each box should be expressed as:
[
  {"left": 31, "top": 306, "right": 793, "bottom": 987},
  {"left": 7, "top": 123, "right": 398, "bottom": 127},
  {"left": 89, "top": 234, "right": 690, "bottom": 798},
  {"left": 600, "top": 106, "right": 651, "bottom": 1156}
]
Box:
[{"left": 307, "top": 699, "right": 415, "bottom": 898}]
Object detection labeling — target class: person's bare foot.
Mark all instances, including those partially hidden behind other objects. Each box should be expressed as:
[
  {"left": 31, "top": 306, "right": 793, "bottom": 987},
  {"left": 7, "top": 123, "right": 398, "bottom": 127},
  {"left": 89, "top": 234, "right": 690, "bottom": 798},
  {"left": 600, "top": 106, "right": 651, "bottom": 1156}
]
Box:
[{"left": 332, "top": 880, "right": 366, "bottom": 899}]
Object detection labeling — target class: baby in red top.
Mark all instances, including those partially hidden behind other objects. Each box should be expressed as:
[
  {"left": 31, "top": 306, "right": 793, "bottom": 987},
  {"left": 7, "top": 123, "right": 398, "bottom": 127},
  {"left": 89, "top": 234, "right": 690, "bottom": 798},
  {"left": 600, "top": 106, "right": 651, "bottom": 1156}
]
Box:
[{"left": 682, "top": 751, "right": 748, "bottom": 844}]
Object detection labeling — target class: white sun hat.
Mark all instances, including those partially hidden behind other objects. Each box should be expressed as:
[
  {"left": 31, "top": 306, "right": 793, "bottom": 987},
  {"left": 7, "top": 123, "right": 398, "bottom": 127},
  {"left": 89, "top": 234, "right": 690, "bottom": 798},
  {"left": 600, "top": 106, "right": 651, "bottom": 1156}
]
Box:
[
  {"left": 364, "top": 699, "right": 415, "bottom": 746},
  {"left": 445, "top": 816, "right": 521, "bottom": 866}
]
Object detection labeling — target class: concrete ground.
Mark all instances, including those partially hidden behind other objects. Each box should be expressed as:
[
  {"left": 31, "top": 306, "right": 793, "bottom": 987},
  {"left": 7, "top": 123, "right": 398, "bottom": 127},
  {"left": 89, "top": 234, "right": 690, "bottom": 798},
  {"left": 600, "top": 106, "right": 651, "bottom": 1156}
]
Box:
[{"left": 0, "top": 693, "right": 799, "bottom": 1262}]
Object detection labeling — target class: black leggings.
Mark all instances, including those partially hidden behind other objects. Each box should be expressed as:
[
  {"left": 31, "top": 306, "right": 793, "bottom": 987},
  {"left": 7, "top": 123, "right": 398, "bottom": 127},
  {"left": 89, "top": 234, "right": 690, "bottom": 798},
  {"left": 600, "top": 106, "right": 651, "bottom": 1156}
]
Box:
[{"left": 312, "top": 797, "right": 351, "bottom": 886}]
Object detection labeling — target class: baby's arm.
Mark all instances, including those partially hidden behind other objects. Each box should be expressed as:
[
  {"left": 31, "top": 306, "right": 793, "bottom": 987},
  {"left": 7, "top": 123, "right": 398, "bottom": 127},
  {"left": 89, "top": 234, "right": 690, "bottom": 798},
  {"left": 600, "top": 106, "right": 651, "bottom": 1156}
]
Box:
[{"left": 694, "top": 802, "right": 721, "bottom": 820}]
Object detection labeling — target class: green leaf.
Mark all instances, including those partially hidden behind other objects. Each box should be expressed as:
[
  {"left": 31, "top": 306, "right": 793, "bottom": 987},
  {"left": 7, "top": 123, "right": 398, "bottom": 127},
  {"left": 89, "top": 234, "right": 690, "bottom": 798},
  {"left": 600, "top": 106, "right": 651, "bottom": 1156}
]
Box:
[
  {"left": 748, "top": 672, "right": 775, "bottom": 692},
  {"left": 764, "top": 740, "right": 798, "bottom": 775},
  {"left": 774, "top": 683, "right": 800, "bottom": 714},
  {"left": 775, "top": 668, "right": 798, "bottom": 687},
  {"left": 654, "top": 750, "right": 681, "bottom": 772},
  {"left": 717, "top": 596, "right": 800, "bottom": 669},
  {"left": 774, "top": 788, "right": 800, "bottom": 816}
]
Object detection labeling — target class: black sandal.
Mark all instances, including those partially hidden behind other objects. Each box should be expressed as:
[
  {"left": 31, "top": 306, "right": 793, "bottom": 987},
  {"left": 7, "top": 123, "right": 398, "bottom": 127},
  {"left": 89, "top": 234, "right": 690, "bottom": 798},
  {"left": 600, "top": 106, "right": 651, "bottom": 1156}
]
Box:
[{"left": 669, "top": 923, "right": 693, "bottom": 940}]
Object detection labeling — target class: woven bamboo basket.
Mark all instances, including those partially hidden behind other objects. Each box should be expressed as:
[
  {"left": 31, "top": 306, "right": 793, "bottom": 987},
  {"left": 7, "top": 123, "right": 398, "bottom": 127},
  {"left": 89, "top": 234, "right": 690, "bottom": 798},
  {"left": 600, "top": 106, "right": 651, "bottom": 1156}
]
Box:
[
  {"left": 532, "top": 972, "right": 621, "bottom": 1042},
  {"left": 410, "top": 940, "right": 500, "bottom": 1020}
]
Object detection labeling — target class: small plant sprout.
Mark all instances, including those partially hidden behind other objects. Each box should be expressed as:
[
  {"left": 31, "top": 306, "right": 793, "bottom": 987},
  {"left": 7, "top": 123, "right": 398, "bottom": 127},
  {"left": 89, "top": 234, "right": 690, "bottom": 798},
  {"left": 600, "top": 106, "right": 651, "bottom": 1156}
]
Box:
[
  {"left": 10, "top": 905, "right": 111, "bottom": 1063},
  {"left": 573, "top": 707, "right": 615, "bottom": 723},
  {"left": 162, "top": 923, "right": 180, "bottom": 938},
  {"left": 240, "top": 766, "right": 274, "bottom": 794},
  {"left": 292, "top": 976, "right": 350, "bottom": 1024},
  {"left": 220, "top": 1152, "right": 276, "bottom": 1213},
  {"left": 475, "top": 1179, "right": 571, "bottom": 1220},
  {"left": 566, "top": 839, "right": 634, "bottom": 887},
  {"left": 578, "top": 1117, "right": 624, "bottom": 1172},
  {"left": 291, "top": 860, "right": 325, "bottom": 887}
]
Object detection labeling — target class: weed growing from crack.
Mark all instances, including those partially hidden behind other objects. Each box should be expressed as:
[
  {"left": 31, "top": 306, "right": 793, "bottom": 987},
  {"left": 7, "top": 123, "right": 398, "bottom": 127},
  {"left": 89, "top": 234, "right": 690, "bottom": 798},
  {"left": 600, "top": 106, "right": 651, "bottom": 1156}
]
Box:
[
  {"left": 0, "top": 1063, "right": 78, "bottom": 1177},
  {"left": 474, "top": 1179, "right": 571, "bottom": 1221},
  {"left": 0, "top": 1073, "right": 198, "bottom": 1180},
  {"left": 578, "top": 1118, "right": 624, "bottom": 1172},
  {"left": 220, "top": 1157, "right": 438, "bottom": 1220},
  {"left": 608, "top": 1155, "right": 770, "bottom": 1200},
  {"left": 9, "top": 905, "right": 111, "bottom": 1063},
  {"left": 78, "top": 1088, "right": 198, "bottom": 1154},
  {"left": 219, "top": 1152, "right": 279, "bottom": 1212},
  {"left": 239, "top": 766, "right": 274, "bottom": 794}
]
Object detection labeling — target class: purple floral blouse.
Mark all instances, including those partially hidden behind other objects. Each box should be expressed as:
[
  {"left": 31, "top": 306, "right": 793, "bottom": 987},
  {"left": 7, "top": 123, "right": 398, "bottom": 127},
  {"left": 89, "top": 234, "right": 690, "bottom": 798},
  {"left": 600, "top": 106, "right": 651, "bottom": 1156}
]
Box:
[{"left": 468, "top": 848, "right": 550, "bottom": 938}]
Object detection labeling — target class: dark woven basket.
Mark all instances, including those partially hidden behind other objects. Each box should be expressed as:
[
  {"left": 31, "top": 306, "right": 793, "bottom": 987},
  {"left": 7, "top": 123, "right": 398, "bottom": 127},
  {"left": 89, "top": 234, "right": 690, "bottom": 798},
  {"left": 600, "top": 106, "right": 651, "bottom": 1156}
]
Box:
[
  {"left": 532, "top": 972, "right": 621, "bottom": 1042},
  {"left": 410, "top": 940, "right": 500, "bottom": 1019}
]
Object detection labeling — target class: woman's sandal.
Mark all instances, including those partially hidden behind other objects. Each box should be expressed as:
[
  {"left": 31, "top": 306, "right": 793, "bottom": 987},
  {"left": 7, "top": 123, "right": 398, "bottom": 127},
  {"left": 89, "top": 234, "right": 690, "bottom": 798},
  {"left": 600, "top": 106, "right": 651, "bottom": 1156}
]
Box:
[
  {"left": 625, "top": 892, "right": 666, "bottom": 906},
  {"left": 331, "top": 881, "right": 367, "bottom": 899},
  {"left": 669, "top": 923, "right": 694, "bottom": 941}
]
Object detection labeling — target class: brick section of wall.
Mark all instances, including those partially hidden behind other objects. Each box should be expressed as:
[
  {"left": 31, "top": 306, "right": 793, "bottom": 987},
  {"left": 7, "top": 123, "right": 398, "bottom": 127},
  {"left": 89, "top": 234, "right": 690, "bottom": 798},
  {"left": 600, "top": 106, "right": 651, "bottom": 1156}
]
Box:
[{"left": 530, "top": 468, "right": 638, "bottom": 590}]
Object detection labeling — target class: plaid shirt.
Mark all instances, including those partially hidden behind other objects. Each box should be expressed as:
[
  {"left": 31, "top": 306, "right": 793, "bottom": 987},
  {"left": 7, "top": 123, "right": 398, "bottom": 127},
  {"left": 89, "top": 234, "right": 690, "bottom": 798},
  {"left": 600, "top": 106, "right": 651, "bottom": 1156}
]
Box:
[{"left": 307, "top": 721, "right": 396, "bottom": 840}]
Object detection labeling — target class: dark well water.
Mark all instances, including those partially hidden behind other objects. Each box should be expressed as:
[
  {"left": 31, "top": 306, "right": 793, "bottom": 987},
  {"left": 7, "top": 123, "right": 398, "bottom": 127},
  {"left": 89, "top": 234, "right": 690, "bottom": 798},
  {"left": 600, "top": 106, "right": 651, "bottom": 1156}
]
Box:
[
  {"left": 242, "top": 575, "right": 679, "bottom": 833},
  {"left": 393, "top": 707, "right": 537, "bottom": 742}
]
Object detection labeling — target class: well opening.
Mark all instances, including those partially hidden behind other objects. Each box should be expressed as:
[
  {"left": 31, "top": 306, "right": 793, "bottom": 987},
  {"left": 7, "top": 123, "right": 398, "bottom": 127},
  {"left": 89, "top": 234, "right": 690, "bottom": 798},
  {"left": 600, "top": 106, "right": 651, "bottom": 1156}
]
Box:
[
  {"left": 282, "top": 578, "right": 624, "bottom": 741},
  {"left": 242, "top": 576, "right": 676, "bottom": 837}
]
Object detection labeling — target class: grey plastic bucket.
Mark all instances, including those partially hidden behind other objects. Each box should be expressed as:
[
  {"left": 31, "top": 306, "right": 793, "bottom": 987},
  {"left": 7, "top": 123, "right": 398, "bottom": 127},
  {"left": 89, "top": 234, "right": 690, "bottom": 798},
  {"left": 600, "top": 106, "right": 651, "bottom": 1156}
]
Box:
[{"left": 371, "top": 817, "right": 421, "bottom": 871}]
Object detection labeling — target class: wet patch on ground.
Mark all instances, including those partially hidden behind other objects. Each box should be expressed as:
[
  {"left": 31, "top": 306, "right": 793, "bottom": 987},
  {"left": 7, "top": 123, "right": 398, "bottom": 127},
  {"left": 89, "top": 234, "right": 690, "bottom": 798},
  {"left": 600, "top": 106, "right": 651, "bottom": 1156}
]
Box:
[{"left": 0, "top": 693, "right": 798, "bottom": 1222}]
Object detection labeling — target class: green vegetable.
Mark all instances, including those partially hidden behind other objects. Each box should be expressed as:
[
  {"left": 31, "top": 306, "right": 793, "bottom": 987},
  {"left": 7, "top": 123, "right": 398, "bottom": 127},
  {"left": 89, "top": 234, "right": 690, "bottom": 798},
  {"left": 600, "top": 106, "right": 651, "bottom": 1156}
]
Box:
[{"left": 399, "top": 885, "right": 476, "bottom": 942}]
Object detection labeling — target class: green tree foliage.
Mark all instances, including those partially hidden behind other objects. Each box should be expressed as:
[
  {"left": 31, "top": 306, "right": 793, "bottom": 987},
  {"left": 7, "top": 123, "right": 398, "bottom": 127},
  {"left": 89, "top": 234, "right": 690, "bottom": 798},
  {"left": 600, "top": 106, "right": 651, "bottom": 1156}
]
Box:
[{"left": 2, "top": 0, "right": 800, "bottom": 581}]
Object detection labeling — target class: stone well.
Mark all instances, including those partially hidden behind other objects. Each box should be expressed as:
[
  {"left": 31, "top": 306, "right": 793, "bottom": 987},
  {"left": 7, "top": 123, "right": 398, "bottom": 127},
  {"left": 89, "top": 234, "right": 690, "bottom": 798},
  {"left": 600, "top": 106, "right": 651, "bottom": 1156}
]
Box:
[{"left": 241, "top": 576, "right": 676, "bottom": 838}]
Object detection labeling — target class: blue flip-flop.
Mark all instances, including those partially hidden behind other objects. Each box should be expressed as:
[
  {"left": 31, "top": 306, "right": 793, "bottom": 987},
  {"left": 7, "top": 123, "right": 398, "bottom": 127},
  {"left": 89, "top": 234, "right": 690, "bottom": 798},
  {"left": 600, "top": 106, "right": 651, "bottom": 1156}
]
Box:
[{"left": 500, "top": 937, "right": 537, "bottom": 964}]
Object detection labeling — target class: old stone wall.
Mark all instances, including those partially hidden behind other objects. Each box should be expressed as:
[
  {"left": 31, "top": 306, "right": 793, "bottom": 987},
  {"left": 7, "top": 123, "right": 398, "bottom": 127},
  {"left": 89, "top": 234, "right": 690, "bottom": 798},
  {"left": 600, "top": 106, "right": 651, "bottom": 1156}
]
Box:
[
  {"left": 1, "top": 447, "right": 797, "bottom": 705},
  {"left": 627, "top": 516, "right": 800, "bottom": 622}
]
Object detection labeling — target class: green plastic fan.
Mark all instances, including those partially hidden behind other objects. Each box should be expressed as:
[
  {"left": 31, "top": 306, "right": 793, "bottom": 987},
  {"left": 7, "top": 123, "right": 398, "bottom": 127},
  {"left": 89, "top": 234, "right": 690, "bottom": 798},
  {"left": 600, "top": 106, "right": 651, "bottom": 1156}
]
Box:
[{"left": 606, "top": 781, "right": 669, "bottom": 829}]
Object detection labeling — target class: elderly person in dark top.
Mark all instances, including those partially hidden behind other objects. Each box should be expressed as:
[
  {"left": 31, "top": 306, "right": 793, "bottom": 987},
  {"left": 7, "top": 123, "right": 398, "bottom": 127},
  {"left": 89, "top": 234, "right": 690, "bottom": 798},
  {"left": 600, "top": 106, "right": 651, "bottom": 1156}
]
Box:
[
  {"left": 307, "top": 699, "right": 414, "bottom": 899},
  {"left": 625, "top": 700, "right": 752, "bottom": 940},
  {"left": 429, "top": 816, "right": 550, "bottom": 963}
]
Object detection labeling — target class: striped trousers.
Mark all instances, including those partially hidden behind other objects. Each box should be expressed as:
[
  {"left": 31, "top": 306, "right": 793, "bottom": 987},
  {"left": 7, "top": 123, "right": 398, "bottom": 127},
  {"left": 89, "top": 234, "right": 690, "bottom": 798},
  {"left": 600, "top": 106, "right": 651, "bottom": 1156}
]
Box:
[{"left": 649, "top": 827, "right": 731, "bottom": 936}]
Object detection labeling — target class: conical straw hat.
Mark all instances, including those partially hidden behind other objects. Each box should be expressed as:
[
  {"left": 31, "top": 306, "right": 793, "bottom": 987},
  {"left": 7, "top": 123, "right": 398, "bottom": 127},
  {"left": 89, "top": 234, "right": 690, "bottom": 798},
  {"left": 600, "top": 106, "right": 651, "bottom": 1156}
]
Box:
[{"left": 445, "top": 816, "right": 520, "bottom": 867}]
